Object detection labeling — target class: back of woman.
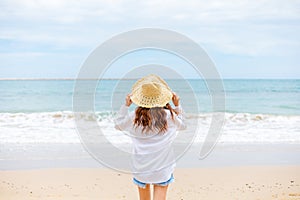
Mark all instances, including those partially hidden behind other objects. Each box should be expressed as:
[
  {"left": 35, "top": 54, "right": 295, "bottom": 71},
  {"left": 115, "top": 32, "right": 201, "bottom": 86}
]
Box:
[{"left": 115, "top": 74, "right": 186, "bottom": 200}]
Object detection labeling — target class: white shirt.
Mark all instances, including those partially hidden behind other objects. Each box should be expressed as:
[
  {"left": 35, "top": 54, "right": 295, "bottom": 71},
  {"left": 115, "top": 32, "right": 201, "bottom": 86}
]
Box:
[{"left": 115, "top": 105, "right": 186, "bottom": 183}]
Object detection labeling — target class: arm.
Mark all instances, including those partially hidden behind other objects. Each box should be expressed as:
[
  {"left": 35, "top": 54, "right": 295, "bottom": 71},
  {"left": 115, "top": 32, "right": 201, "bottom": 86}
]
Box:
[
  {"left": 114, "top": 94, "right": 133, "bottom": 131},
  {"left": 172, "top": 93, "right": 186, "bottom": 130}
]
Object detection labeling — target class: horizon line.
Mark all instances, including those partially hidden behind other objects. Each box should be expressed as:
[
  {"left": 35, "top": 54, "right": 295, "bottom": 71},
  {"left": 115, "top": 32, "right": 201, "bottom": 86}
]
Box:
[{"left": 0, "top": 77, "right": 299, "bottom": 80}]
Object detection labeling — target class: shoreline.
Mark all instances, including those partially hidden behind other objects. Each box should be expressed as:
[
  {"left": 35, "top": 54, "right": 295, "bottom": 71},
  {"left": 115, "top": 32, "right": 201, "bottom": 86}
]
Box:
[
  {"left": 1, "top": 165, "right": 299, "bottom": 199},
  {"left": 1, "top": 143, "right": 300, "bottom": 171}
]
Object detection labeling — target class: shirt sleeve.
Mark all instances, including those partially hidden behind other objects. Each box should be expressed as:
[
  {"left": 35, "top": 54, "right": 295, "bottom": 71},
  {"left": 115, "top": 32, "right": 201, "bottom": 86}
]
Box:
[
  {"left": 114, "top": 105, "right": 134, "bottom": 131},
  {"left": 173, "top": 105, "right": 186, "bottom": 130}
]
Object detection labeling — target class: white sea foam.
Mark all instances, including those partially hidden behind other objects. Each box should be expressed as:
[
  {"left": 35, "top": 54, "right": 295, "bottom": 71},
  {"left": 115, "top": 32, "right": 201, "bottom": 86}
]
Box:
[{"left": 0, "top": 112, "right": 299, "bottom": 144}]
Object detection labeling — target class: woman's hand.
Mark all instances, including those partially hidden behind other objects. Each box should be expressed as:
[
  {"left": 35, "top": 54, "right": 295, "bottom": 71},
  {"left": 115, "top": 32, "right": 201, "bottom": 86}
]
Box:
[
  {"left": 172, "top": 92, "right": 180, "bottom": 107},
  {"left": 125, "top": 94, "right": 132, "bottom": 107}
]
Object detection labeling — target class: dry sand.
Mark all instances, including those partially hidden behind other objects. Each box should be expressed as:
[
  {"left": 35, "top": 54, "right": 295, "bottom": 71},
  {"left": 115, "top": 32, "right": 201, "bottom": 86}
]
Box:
[{"left": 0, "top": 165, "right": 300, "bottom": 200}]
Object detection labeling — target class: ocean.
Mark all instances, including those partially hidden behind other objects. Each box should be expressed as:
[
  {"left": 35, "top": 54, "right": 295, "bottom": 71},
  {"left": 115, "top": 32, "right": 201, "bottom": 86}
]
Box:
[
  {"left": 0, "top": 79, "right": 299, "bottom": 114},
  {"left": 0, "top": 79, "right": 299, "bottom": 169}
]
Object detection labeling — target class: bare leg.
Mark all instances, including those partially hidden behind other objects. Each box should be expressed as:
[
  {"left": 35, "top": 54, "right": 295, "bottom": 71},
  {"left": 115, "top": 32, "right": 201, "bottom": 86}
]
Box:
[
  {"left": 138, "top": 184, "right": 151, "bottom": 200},
  {"left": 153, "top": 185, "right": 168, "bottom": 200}
]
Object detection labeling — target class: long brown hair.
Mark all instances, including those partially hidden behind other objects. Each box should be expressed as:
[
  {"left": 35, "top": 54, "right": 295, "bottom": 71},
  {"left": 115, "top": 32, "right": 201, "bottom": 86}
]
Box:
[{"left": 134, "top": 103, "right": 177, "bottom": 134}]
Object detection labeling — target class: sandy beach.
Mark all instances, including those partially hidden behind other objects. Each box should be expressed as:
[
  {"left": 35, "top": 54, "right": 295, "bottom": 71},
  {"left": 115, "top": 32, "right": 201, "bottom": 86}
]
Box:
[{"left": 1, "top": 165, "right": 299, "bottom": 200}]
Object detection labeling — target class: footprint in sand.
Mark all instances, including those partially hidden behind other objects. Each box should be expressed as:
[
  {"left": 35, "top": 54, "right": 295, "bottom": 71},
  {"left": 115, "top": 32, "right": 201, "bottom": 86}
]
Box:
[{"left": 289, "top": 193, "right": 300, "bottom": 197}]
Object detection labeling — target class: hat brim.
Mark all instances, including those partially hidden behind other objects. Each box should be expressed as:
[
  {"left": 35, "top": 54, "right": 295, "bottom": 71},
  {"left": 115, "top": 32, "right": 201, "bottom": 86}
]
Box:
[
  {"left": 130, "top": 74, "right": 173, "bottom": 108},
  {"left": 131, "top": 87, "right": 172, "bottom": 108}
]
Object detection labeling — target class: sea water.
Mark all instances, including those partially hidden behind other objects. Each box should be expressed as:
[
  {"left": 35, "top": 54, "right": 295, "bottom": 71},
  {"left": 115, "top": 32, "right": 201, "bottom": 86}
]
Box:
[{"left": 0, "top": 79, "right": 299, "bottom": 168}]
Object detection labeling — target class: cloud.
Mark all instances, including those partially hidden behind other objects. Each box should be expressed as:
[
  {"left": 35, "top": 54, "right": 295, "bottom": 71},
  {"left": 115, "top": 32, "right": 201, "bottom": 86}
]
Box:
[
  {"left": 0, "top": 0, "right": 299, "bottom": 78},
  {"left": 1, "top": 0, "right": 298, "bottom": 54},
  {"left": 2, "top": 0, "right": 299, "bottom": 25}
]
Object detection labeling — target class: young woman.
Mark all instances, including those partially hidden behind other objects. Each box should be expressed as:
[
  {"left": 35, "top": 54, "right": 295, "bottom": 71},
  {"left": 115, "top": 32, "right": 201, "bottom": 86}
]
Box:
[{"left": 115, "top": 74, "right": 186, "bottom": 200}]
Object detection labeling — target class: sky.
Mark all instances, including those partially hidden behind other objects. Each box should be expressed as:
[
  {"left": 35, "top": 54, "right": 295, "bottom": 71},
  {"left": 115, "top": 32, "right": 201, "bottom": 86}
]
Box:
[{"left": 0, "top": 0, "right": 299, "bottom": 79}]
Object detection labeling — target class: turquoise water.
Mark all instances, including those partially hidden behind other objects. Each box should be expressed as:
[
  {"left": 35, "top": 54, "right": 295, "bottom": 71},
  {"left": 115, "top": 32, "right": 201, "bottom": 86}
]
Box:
[
  {"left": 0, "top": 79, "right": 299, "bottom": 115},
  {"left": 0, "top": 79, "right": 299, "bottom": 157}
]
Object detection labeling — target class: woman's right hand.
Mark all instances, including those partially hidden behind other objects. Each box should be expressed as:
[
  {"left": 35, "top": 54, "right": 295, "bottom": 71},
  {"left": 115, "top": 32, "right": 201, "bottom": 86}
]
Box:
[
  {"left": 172, "top": 92, "right": 180, "bottom": 107},
  {"left": 125, "top": 94, "right": 132, "bottom": 107}
]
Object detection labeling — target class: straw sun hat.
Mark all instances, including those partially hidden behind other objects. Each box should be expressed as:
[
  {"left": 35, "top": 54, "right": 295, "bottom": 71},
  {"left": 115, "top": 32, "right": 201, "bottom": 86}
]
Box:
[{"left": 130, "top": 74, "right": 173, "bottom": 108}]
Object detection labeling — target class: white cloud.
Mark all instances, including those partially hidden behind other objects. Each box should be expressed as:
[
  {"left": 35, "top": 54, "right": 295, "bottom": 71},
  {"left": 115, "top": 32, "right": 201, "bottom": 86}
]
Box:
[
  {"left": 2, "top": 0, "right": 299, "bottom": 24},
  {"left": 0, "top": 0, "right": 299, "bottom": 56}
]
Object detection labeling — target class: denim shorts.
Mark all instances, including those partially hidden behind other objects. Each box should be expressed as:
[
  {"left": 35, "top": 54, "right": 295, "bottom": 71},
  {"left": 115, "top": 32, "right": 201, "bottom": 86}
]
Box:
[{"left": 133, "top": 174, "right": 174, "bottom": 189}]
